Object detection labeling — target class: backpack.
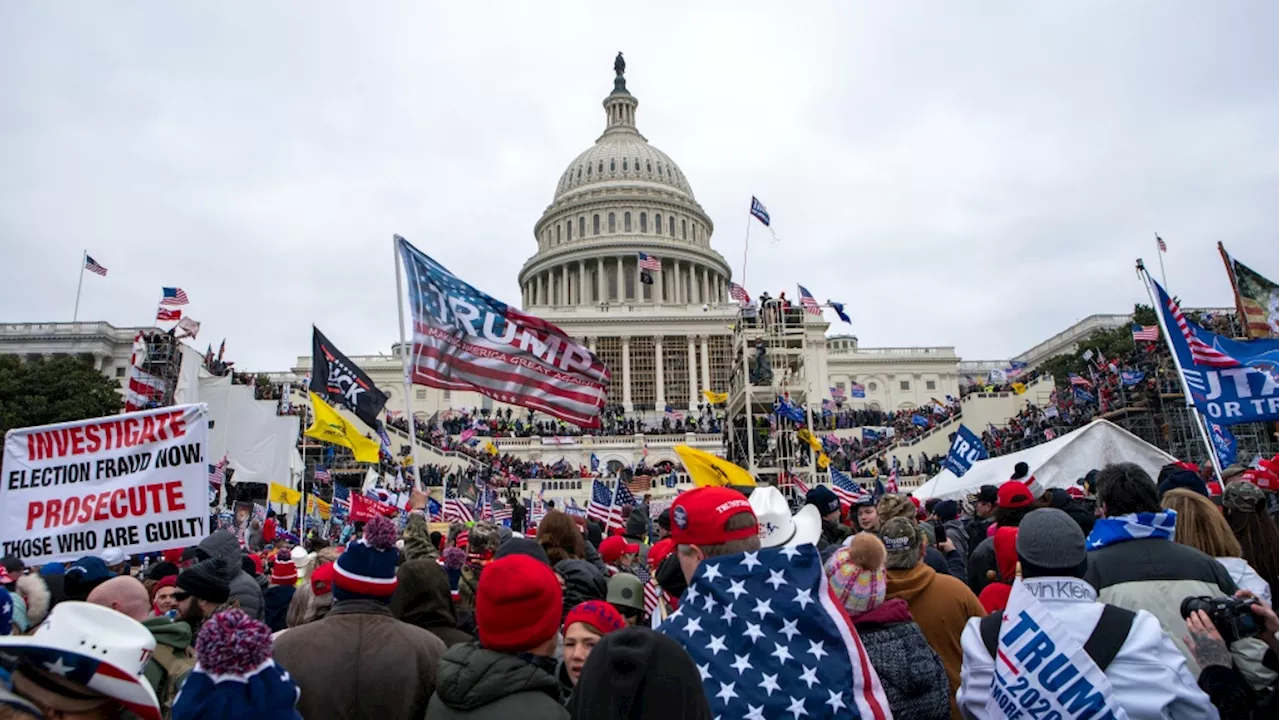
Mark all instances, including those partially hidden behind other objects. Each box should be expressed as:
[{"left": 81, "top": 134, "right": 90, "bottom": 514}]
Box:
[
  {"left": 979, "top": 604, "right": 1136, "bottom": 671},
  {"left": 150, "top": 643, "right": 197, "bottom": 717}
]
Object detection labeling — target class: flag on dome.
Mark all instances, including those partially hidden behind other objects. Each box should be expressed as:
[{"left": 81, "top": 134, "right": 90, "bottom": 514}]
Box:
[
  {"left": 84, "top": 254, "right": 108, "bottom": 276},
  {"left": 657, "top": 545, "right": 890, "bottom": 720},
  {"left": 797, "top": 285, "right": 822, "bottom": 315},
  {"left": 637, "top": 252, "right": 661, "bottom": 271},
  {"left": 160, "top": 287, "right": 189, "bottom": 306},
  {"left": 396, "top": 235, "right": 610, "bottom": 428},
  {"left": 729, "top": 282, "right": 750, "bottom": 306}
]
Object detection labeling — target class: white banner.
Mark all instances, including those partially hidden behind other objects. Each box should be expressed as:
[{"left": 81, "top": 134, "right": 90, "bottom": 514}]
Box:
[{"left": 1, "top": 404, "right": 211, "bottom": 563}]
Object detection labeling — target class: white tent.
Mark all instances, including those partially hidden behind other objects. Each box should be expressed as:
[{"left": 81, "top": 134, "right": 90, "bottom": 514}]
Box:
[
  {"left": 201, "top": 374, "right": 302, "bottom": 488},
  {"left": 912, "top": 419, "right": 1176, "bottom": 502}
]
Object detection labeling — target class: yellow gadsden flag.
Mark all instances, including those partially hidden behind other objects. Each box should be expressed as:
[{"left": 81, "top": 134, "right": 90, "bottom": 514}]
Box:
[
  {"left": 674, "top": 445, "right": 756, "bottom": 488},
  {"left": 795, "top": 428, "right": 823, "bottom": 453},
  {"left": 305, "top": 392, "right": 381, "bottom": 463},
  {"left": 702, "top": 390, "right": 729, "bottom": 405},
  {"left": 1011, "top": 382, "right": 1027, "bottom": 395},
  {"left": 268, "top": 482, "right": 301, "bottom": 506}
]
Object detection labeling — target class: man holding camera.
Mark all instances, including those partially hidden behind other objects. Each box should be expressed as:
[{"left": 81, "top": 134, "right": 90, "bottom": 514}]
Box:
[{"left": 1082, "top": 463, "right": 1276, "bottom": 693}]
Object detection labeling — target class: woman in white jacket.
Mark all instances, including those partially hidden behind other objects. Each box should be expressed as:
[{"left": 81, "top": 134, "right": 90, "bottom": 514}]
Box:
[{"left": 1161, "top": 489, "right": 1272, "bottom": 606}]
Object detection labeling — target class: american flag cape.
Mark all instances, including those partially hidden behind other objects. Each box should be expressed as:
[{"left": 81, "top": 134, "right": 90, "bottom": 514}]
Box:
[
  {"left": 658, "top": 545, "right": 891, "bottom": 719},
  {"left": 397, "top": 236, "right": 610, "bottom": 428}
]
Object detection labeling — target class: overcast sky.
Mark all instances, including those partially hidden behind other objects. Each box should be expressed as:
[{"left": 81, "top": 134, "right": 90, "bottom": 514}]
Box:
[{"left": 2, "top": 2, "right": 1276, "bottom": 371}]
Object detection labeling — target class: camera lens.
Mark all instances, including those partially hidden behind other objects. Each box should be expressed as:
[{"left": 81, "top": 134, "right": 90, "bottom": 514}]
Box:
[{"left": 1180, "top": 596, "right": 1211, "bottom": 620}]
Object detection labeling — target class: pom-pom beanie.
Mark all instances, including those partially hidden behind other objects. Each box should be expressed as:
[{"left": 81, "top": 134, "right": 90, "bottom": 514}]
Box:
[
  {"left": 476, "top": 554, "right": 562, "bottom": 653},
  {"left": 170, "top": 609, "right": 301, "bottom": 720},
  {"left": 269, "top": 550, "right": 297, "bottom": 587},
  {"left": 333, "top": 516, "right": 399, "bottom": 603},
  {"left": 824, "top": 533, "right": 887, "bottom": 616}
]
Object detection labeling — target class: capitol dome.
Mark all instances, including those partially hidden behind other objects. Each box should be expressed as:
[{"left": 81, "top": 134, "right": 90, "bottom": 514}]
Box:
[{"left": 519, "top": 55, "right": 732, "bottom": 312}]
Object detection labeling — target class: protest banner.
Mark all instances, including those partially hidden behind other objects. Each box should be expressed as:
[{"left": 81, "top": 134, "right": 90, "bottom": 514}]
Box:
[
  {"left": 350, "top": 493, "right": 399, "bottom": 522},
  {"left": 1, "top": 404, "right": 210, "bottom": 563}
]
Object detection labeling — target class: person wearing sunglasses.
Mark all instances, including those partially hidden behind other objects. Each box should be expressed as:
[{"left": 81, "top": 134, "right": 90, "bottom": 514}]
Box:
[{"left": 175, "top": 556, "right": 238, "bottom": 633}]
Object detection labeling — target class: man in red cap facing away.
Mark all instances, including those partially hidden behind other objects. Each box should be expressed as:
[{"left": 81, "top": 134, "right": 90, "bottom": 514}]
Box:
[{"left": 670, "top": 487, "right": 761, "bottom": 582}]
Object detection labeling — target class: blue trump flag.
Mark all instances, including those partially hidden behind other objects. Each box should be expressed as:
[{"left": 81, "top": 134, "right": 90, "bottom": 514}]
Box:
[
  {"left": 426, "top": 496, "right": 442, "bottom": 520},
  {"left": 1149, "top": 274, "right": 1278, "bottom": 425},
  {"left": 1120, "top": 370, "right": 1146, "bottom": 387},
  {"left": 658, "top": 546, "right": 890, "bottom": 718},
  {"left": 1073, "top": 387, "right": 1096, "bottom": 404},
  {"left": 911, "top": 414, "right": 930, "bottom": 428},
  {"left": 774, "top": 396, "right": 806, "bottom": 424},
  {"left": 942, "top": 424, "right": 989, "bottom": 477},
  {"left": 1208, "top": 420, "right": 1238, "bottom": 468},
  {"left": 861, "top": 428, "right": 881, "bottom": 442}
]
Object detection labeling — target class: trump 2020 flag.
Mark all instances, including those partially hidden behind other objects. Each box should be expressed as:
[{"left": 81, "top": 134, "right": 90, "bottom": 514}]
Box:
[
  {"left": 396, "top": 235, "right": 610, "bottom": 428},
  {"left": 942, "top": 423, "right": 988, "bottom": 477},
  {"left": 658, "top": 545, "right": 890, "bottom": 719}
]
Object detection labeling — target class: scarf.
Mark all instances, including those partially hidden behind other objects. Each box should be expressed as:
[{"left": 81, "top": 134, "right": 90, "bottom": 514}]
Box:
[{"left": 1085, "top": 510, "right": 1176, "bottom": 551}]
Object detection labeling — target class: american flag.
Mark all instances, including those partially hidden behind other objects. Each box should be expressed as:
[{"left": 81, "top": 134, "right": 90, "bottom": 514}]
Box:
[
  {"left": 208, "top": 455, "right": 227, "bottom": 486},
  {"left": 156, "top": 307, "right": 181, "bottom": 322},
  {"left": 332, "top": 484, "right": 351, "bottom": 517},
  {"left": 397, "top": 236, "right": 609, "bottom": 429},
  {"left": 1161, "top": 285, "right": 1240, "bottom": 368},
  {"left": 729, "top": 282, "right": 751, "bottom": 306},
  {"left": 1068, "top": 372, "right": 1092, "bottom": 387},
  {"left": 830, "top": 468, "right": 867, "bottom": 508},
  {"left": 587, "top": 479, "right": 620, "bottom": 530},
  {"left": 1156, "top": 233, "right": 1167, "bottom": 253},
  {"left": 797, "top": 285, "right": 822, "bottom": 315},
  {"left": 314, "top": 466, "right": 332, "bottom": 484},
  {"left": 1131, "top": 324, "right": 1159, "bottom": 342},
  {"left": 84, "top": 255, "right": 108, "bottom": 276},
  {"left": 884, "top": 469, "right": 899, "bottom": 493},
  {"left": 160, "top": 287, "right": 189, "bottom": 306},
  {"left": 657, "top": 545, "right": 890, "bottom": 719},
  {"left": 830, "top": 385, "right": 845, "bottom": 401},
  {"left": 444, "top": 486, "right": 474, "bottom": 523},
  {"left": 638, "top": 252, "right": 661, "bottom": 272}
]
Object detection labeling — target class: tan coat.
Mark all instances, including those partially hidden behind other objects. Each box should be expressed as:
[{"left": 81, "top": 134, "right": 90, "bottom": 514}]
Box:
[{"left": 273, "top": 599, "right": 447, "bottom": 720}]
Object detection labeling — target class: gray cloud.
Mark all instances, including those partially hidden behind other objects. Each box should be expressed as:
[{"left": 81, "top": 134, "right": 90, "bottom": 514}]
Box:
[{"left": 1, "top": 1, "right": 1274, "bottom": 370}]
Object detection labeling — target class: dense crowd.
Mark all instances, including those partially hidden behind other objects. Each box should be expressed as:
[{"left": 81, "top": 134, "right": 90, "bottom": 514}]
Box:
[{"left": 1, "top": 454, "right": 1276, "bottom": 719}]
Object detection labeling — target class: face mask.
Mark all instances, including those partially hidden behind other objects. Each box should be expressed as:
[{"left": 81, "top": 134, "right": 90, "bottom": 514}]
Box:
[{"left": 655, "top": 553, "right": 687, "bottom": 598}]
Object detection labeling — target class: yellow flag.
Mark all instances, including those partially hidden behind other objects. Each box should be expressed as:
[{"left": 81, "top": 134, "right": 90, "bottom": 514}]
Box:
[
  {"left": 674, "top": 445, "right": 756, "bottom": 488},
  {"left": 817, "top": 452, "right": 831, "bottom": 469},
  {"left": 305, "top": 392, "right": 381, "bottom": 463},
  {"left": 702, "top": 390, "right": 729, "bottom": 405},
  {"left": 795, "top": 428, "right": 823, "bottom": 453},
  {"left": 1011, "top": 382, "right": 1026, "bottom": 395},
  {"left": 484, "top": 441, "right": 499, "bottom": 456},
  {"left": 268, "top": 482, "right": 302, "bottom": 506},
  {"left": 306, "top": 495, "right": 332, "bottom": 520}
]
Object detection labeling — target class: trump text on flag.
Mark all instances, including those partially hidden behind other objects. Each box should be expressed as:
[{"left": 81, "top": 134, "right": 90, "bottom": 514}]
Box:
[{"left": 1, "top": 405, "right": 211, "bottom": 562}]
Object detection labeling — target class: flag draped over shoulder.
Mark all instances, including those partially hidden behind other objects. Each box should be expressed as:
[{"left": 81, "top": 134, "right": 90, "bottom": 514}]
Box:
[
  {"left": 397, "top": 236, "right": 610, "bottom": 428},
  {"left": 675, "top": 445, "right": 756, "bottom": 488},
  {"left": 305, "top": 392, "right": 382, "bottom": 462},
  {"left": 311, "top": 326, "right": 389, "bottom": 429},
  {"left": 658, "top": 545, "right": 890, "bottom": 719}
]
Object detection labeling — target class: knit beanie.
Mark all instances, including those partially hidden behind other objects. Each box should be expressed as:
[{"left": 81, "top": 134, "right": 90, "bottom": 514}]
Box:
[
  {"left": 476, "top": 554, "right": 563, "bottom": 653},
  {"left": 170, "top": 609, "right": 301, "bottom": 720},
  {"left": 492, "top": 537, "right": 551, "bottom": 566},
  {"left": 1016, "top": 508, "right": 1087, "bottom": 579},
  {"left": 333, "top": 516, "right": 399, "bottom": 603},
  {"left": 563, "top": 600, "right": 626, "bottom": 637},
  {"left": 269, "top": 551, "right": 297, "bottom": 587},
  {"left": 564, "top": 627, "right": 713, "bottom": 720},
  {"left": 177, "top": 556, "right": 237, "bottom": 604},
  {"left": 824, "top": 533, "right": 887, "bottom": 615}
]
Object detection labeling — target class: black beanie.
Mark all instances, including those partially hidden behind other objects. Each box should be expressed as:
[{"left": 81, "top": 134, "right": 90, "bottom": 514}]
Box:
[
  {"left": 177, "top": 556, "right": 236, "bottom": 604},
  {"left": 492, "top": 538, "right": 551, "bottom": 566},
  {"left": 147, "top": 561, "right": 180, "bottom": 581},
  {"left": 566, "top": 627, "right": 711, "bottom": 720}
]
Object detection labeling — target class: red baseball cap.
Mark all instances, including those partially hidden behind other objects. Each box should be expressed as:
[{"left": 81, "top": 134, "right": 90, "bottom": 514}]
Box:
[
  {"left": 669, "top": 487, "right": 757, "bottom": 546},
  {"left": 598, "top": 535, "right": 640, "bottom": 565},
  {"left": 997, "top": 481, "right": 1035, "bottom": 509},
  {"left": 647, "top": 538, "right": 676, "bottom": 569}
]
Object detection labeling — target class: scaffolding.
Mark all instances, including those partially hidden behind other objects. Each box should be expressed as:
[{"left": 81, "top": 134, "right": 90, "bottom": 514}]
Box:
[
  {"left": 723, "top": 299, "right": 819, "bottom": 488},
  {"left": 133, "top": 329, "right": 184, "bottom": 409}
]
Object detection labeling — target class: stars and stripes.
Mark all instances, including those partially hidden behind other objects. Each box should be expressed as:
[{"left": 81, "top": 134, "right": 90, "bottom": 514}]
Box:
[
  {"left": 314, "top": 466, "right": 332, "bottom": 484},
  {"left": 156, "top": 307, "right": 181, "bottom": 322},
  {"left": 84, "top": 255, "right": 108, "bottom": 276},
  {"left": 729, "top": 282, "right": 751, "bottom": 306},
  {"left": 208, "top": 455, "right": 227, "bottom": 486},
  {"left": 331, "top": 484, "right": 351, "bottom": 518},
  {"left": 637, "top": 252, "right": 661, "bottom": 272},
  {"left": 657, "top": 545, "right": 890, "bottom": 720},
  {"left": 1067, "top": 372, "right": 1092, "bottom": 388},
  {"left": 1131, "top": 324, "right": 1159, "bottom": 342},
  {"left": 1156, "top": 234, "right": 1167, "bottom": 253},
  {"left": 884, "top": 469, "right": 899, "bottom": 493},
  {"left": 159, "top": 287, "right": 189, "bottom": 306},
  {"left": 397, "top": 235, "right": 610, "bottom": 429},
  {"left": 797, "top": 285, "right": 822, "bottom": 315},
  {"left": 587, "top": 479, "right": 622, "bottom": 531},
  {"left": 1164, "top": 291, "right": 1240, "bottom": 368},
  {"left": 443, "top": 486, "right": 474, "bottom": 523},
  {"left": 829, "top": 468, "right": 867, "bottom": 508}
]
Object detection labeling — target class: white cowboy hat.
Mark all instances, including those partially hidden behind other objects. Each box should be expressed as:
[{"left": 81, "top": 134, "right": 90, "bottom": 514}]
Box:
[
  {"left": 749, "top": 486, "right": 822, "bottom": 549},
  {"left": 0, "top": 601, "right": 161, "bottom": 720}
]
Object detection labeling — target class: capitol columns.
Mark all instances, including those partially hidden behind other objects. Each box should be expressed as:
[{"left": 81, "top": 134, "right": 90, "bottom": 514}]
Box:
[
  {"left": 578, "top": 262, "right": 586, "bottom": 305},
  {"left": 596, "top": 257, "right": 605, "bottom": 303},
  {"left": 620, "top": 335, "right": 632, "bottom": 411},
  {"left": 700, "top": 335, "right": 711, "bottom": 397},
  {"left": 654, "top": 336, "right": 665, "bottom": 408},
  {"left": 686, "top": 335, "right": 698, "bottom": 408},
  {"left": 616, "top": 257, "right": 625, "bottom": 303}
]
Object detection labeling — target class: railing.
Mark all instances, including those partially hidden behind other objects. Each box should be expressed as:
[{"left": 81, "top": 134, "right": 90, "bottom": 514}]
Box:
[
  {"left": 829, "top": 346, "right": 956, "bottom": 357},
  {"left": 0, "top": 322, "right": 152, "bottom": 339}
]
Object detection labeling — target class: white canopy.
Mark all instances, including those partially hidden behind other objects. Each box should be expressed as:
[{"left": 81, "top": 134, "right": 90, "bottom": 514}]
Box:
[{"left": 912, "top": 419, "right": 1176, "bottom": 502}]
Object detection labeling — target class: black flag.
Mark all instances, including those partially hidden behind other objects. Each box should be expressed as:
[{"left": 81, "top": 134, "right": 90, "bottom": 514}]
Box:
[{"left": 310, "top": 326, "right": 389, "bottom": 429}]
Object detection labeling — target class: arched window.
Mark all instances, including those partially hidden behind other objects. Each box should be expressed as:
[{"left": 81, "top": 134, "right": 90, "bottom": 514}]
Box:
[
  {"left": 681, "top": 219, "right": 687, "bottom": 239},
  {"left": 556, "top": 225, "right": 562, "bottom": 244},
  {"left": 669, "top": 216, "right": 675, "bottom": 236},
  {"left": 608, "top": 213, "right": 616, "bottom": 233},
  {"left": 576, "top": 167, "right": 581, "bottom": 180},
  {"left": 624, "top": 212, "right": 632, "bottom": 232},
  {"left": 566, "top": 221, "right": 572, "bottom": 241},
  {"left": 593, "top": 214, "right": 601, "bottom": 235},
  {"left": 610, "top": 159, "right": 616, "bottom": 172},
  {"left": 622, "top": 158, "right": 628, "bottom": 172},
  {"left": 655, "top": 213, "right": 663, "bottom": 235},
  {"left": 598, "top": 161, "right": 604, "bottom": 173},
  {"left": 658, "top": 164, "right": 663, "bottom": 175},
  {"left": 587, "top": 163, "right": 592, "bottom": 176},
  {"left": 579, "top": 217, "right": 586, "bottom": 238},
  {"left": 639, "top": 213, "right": 648, "bottom": 233},
  {"left": 646, "top": 160, "right": 652, "bottom": 172}
]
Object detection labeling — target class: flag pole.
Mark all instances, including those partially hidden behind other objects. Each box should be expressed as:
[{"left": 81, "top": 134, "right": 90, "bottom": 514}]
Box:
[
  {"left": 1155, "top": 233, "right": 1169, "bottom": 292},
  {"left": 740, "top": 208, "right": 751, "bottom": 289},
  {"left": 392, "top": 235, "right": 424, "bottom": 495},
  {"left": 73, "top": 250, "right": 87, "bottom": 322},
  {"left": 1136, "top": 260, "right": 1218, "bottom": 475}
]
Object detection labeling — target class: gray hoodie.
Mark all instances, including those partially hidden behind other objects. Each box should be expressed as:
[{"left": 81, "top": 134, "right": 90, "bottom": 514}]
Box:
[{"left": 198, "top": 530, "right": 265, "bottom": 621}]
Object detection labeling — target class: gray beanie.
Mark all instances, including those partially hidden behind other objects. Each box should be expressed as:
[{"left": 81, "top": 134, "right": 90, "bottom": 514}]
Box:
[{"left": 1015, "top": 508, "right": 1086, "bottom": 578}]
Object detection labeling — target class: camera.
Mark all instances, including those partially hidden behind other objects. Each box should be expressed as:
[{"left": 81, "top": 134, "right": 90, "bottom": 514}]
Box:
[{"left": 1180, "top": 595, "right": 1262, "bottom": 644}]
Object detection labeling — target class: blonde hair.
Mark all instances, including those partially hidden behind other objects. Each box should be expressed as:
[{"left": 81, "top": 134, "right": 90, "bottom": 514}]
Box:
[{"left": 1161, "top": 488, "right": 1242, "bottom": 558}]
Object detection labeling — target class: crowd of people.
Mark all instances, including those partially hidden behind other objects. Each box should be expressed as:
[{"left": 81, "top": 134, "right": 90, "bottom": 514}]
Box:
[{"left": 1, "top": 454, "right": 1275, "bottom": 718}]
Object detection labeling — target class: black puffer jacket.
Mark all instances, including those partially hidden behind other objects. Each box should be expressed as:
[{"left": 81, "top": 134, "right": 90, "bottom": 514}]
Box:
[
  {"left": 851, "top": 599, "right": 950, "bottom": 720},
  {"left": 390, "top": 558, "right": 474, "bottom": 648},
  {"left": 197, "top": 530, "right": 264, "bottom": 620},
  {"left": 554, "top": 559, "right": 606, "bottom": 620},
  {"left": 425, "top": 643, "right": 568, "bottom": 720}
]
